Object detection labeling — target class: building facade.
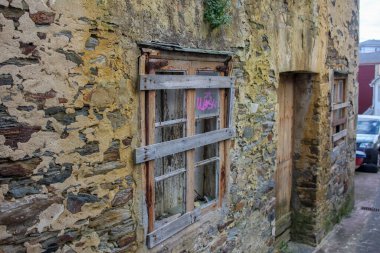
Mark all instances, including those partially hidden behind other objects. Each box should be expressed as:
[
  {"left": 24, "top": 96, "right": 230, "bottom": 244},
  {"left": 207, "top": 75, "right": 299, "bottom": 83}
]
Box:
[{"left": 0, "top": 1, "right": 358, "bottom": 252}]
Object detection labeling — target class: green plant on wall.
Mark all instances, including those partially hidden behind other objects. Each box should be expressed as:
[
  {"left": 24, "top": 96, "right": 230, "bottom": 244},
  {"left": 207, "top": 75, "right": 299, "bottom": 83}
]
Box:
[{"left": 204, "top": 0, "right": 232, "bottom": 29}]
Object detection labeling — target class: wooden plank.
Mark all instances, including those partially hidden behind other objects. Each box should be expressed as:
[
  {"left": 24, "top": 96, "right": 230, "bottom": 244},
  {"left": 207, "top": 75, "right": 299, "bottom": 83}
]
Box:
[
  {"left": 227, "top": 87, "right": 235, "bottom": 128},
  {"left": 218, "top": 89, "right": 226, "bottom": 206},
  {"left": 332, "top": 102, "right": 349, "bottom": 110},
  {"left": 138, "top": 55, "right": 149, "bottom": 234},
  {"left": 149, "top": 53, "right": 230, "bottom": 63},
  {"left": 135, "top": 128, "right": 235, "bottom": 164},
  {"left": 146, "top": 208, "right": 201, "bottom": 249},
  {"left": 139, "top": 75, "right": 235, "bottom": 90},
  {"left": 146, "top": 90, "right": 156, "bottom": 233},
  {"left": 155, "top": 168, "right": 187, "bottom": 183},
  {"left": 329, "top": 69, "right": 335, "bottom": 149},
  {"left": 276, "top": 75, "right": 293, "bottom": 226},
  {"left": 186, "top": 89, "right": 195, "bottom": 212},
  {"left": 333, "top": 129, "right": 347, "bottom": 142},
  {"left": 275, "top": 211, "right": 292, "bottom": 237},
  {"left": 138, "top": 42, "right": 233, "bottom": 56},
  {"left": 155, "top": 118, "right": 187, "bottom": 128},
  {"left": 274, "top": 229, "right": 291, "bottom": 249},
  {"left": 200, "top": 200, "right": 217, "bottom": 215},
  {"left": 194, "top": 156, "right": 220, "bottom": 167},
  {"left": 332, "top": 117, "right": 347, "bottom": 127}
]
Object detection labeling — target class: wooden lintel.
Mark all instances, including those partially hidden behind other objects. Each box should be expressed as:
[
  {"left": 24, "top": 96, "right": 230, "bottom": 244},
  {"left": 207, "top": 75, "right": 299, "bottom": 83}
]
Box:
[
  {"left": 146, "top": 209, "right": 201, "bottom": 249},
  {"left": 135, "top": 128, "right": 235, "bottom": 164},
  {"left": 139, "top": 75, "right": 235, "bottom": 90}
]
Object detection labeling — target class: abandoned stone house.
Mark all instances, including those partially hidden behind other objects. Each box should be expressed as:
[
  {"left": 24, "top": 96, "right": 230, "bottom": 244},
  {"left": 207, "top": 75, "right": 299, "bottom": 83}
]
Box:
[{"left": 0, "top": 0, "right": 358, "bottom": 252}]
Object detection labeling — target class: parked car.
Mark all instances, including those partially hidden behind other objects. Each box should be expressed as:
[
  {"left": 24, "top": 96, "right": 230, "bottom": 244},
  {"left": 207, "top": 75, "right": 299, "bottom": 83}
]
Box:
[{"left": 356, "top": 115, "right": 380, "bottom": 172}]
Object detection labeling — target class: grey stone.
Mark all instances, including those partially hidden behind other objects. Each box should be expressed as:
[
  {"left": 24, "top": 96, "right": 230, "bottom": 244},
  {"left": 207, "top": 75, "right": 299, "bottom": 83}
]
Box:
[
  {"left": 107, "top": 110, "right": 127, "bottom": 129},
  {"left": 67, "top": 193, "right": 99, "bottom": 213},
  {"left": 93, "top": 161, "right": 125, "bottom": 175},
  {"left": 8, "top": 179, "right": 41, "bottom": 198},
  {"left": 75, "top": 141, "right": 99, "bottom": 156},
  {"left": 0, "top": 74, "right": 13, "bottom": 86},
  {"left": 38, "top": 162, "right": 73, "bottom": 185},
  {"left": 0, "top": 57, "right": 39, "bottom": 68},
  {"left": 243, "top": 127, "right": 254, "bottom": 139},
  {"left": 54, "top": 30, "right": 73, "bottom": 40},
  {"left": 56, "top": 49, "right": 83, "bottom": 66},
  {"left": 17, "top": 105, "right": 34, "bottom": 111},
  {"left": 0, "top": 5, "right": 25, "bottom": 22},
  {"left": 85, "top": 36, "right": 99, "bottom": 50}
]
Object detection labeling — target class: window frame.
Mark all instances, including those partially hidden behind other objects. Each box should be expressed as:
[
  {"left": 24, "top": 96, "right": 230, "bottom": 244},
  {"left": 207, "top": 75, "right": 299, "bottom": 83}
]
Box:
[
  {"left": 136, "top": 48, "right": 235, "bottom": 248},
  {"left": 330, "top": 70, "right": 349, "bottom": 149}
]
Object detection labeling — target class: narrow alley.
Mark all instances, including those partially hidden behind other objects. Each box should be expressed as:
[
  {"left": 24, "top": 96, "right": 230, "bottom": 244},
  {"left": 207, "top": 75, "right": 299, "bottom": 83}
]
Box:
[{"left": 316, "top": 171, "right": 380, "bottom": 253}]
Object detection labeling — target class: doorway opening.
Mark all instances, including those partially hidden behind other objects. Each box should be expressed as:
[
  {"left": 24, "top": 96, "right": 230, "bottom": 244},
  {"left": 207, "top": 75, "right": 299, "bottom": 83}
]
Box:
[{"left": 275, "top": 72, "right": 317, "bottom": 247}]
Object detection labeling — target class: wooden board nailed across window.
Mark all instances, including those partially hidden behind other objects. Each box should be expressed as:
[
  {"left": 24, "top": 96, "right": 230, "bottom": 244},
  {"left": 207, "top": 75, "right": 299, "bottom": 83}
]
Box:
[
  {"left": 331, "top": 71, "right": 349, "bottom": 148},
  {"left": 136, "top": 47, "right": 235, "bottom": 248}
]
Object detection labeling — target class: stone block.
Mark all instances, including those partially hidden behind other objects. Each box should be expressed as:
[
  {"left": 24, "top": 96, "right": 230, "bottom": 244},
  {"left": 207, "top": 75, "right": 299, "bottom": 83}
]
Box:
[
  {"left": 67, "top": 193, "right": 99, "bottom": 214},
  {"left": 56, "top": 49, "right": 83, "bottom": 66},
  {"left": 0, "top": 74, "right": 13, "bottom": 86},
  {"left": 0, "top": 195, "right": 62, "bottom": 229},
  {"left": 111, "top": 188, "right": 133, "bottom": 207},
  {"left": 103, "top": 140, "right": 120, "bottom": 162},
  {"left": 38, "top": 162, "right": 73, "bottom": 185},
  {"left": 0, "top": 157, "right": 41, "bottom": 177},
  {"left": 29, "top": 11, "right": 55, "bottom": 25},
  {"left": 75, "top": 141, "right": 99, "bottom": 156}
]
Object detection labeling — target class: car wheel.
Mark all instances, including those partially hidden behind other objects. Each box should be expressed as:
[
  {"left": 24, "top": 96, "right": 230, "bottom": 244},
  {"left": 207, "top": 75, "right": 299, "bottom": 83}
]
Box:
[
  {"left": 359, "top": 164, "right": 379, "bottom": 173},
  {"left": 364, "top": 149, "right": 378, "bottom": 165}
]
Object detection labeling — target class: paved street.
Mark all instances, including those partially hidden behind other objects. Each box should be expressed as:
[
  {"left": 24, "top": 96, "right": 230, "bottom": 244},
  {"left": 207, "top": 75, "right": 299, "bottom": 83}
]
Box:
[{"left": 315, "top": 171, "right": 380, "bottom": 253}]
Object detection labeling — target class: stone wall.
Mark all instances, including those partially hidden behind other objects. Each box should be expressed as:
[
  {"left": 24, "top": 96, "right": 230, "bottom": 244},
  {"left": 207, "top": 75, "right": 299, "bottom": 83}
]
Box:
[{"left": 0, "top": 0, "right": 358, "bottom": 253}]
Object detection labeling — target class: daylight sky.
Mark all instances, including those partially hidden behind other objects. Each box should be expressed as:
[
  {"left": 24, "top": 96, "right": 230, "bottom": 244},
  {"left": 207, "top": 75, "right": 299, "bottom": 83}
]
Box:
[{"left": 360, "top": 0, "right": 380, "bottom": 42}]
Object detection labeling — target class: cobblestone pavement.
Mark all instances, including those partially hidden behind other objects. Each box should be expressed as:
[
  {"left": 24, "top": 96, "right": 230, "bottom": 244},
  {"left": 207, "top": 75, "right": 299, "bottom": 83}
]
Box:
[{"left": 315, "top": 171, "right": 380, "bottom": 253}]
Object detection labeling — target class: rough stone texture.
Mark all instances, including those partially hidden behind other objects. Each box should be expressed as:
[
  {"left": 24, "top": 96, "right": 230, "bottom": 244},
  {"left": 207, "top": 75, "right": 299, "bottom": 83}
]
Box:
[{"left": 0, "top": 0, "right": 358, "bottom": 253}]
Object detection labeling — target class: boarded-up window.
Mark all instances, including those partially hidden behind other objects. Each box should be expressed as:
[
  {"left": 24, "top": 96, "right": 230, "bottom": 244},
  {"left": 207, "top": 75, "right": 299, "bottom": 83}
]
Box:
[
  {"left": 136, "top": 47, "right": 235, "bottom": 248},
  {"left": 331, "top": 73, "right": 348, "bottom": 148}
]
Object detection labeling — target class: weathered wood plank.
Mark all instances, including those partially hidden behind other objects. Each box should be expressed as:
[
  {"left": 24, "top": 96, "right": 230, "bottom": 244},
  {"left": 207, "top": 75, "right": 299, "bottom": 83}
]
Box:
[
  {"left": 276, "top": 75, "right": 293, "bottom": 226},
  {"left": 333, "top": 129, "right": 347, "bottom": 142},
  {"left": 332, "top": 117, "right": 347, "bottom": 127},
  {"left": 194, "top": 156, "right": 220, "bottom": 167},
  {"left": 155, "top": 118, "right": 187, "bottom": 128},
  {"left": 146, "top": 209, "right": 201, "bottom": 249},
  {"left": 186, "top": 89, "right": 195, "bottom": 212},
  {"left": 154, "top": 168, "right": 187, "bottom": 183},
  {"left": 139, "top": 75, "right": 235, "bottom": 90},
  {"left": 332, "top": 102, "right": 349, "bottom": 111},
  {"left": 135, "top": 128, "right": 235, "bottom": 164},
  {"left": 275, "top": 211, "right": 292, "bottom": 237},
  {"left": 146, "top": 90, "right": 156, "bottom": 233},
  {"left": 218, "top": 89, "right": 226, "bottom": 206},
  {"left": 138, "top": 41, "right": 233, "bottom": 56}
]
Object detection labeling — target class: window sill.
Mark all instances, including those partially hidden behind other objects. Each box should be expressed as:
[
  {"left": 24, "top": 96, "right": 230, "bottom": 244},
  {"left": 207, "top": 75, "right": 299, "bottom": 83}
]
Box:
[
  {"left": 147, "top": 201, "right": 218, "bottom": 249},
  {"left": 146, "top": 202, "right": 221, "bottom": 253}
]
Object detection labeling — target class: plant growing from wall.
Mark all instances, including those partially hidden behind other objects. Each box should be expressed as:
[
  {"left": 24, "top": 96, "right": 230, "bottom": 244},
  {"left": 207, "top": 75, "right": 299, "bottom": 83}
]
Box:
[{"left": 204, "top": 0, "right": 232, "bottom": 29}]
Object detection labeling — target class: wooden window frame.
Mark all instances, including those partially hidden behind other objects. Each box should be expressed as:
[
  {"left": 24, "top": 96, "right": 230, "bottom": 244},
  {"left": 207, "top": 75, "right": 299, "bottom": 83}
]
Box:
[
  {"left": 136, "top": 50, "right": 235, "bottom": 248},
  {"left": 330, "top": 70, "right": 349, "bottom": 149}
]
